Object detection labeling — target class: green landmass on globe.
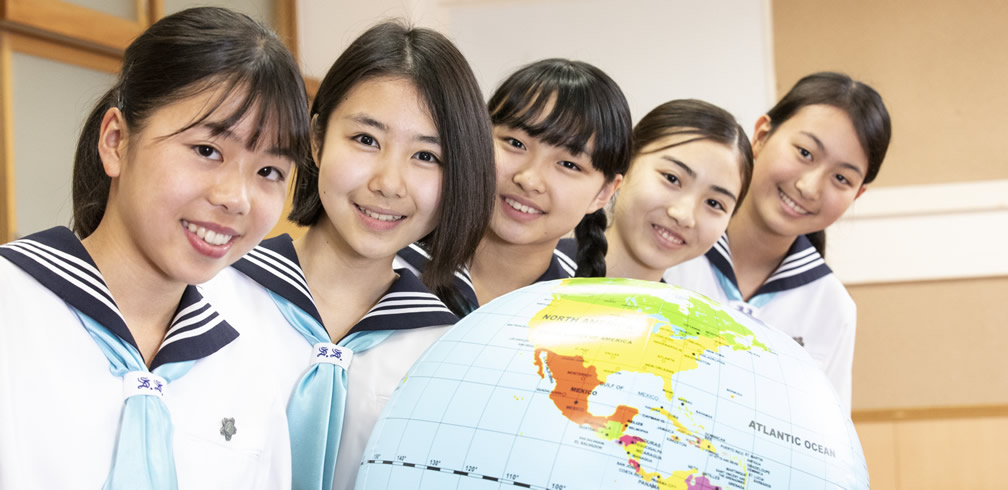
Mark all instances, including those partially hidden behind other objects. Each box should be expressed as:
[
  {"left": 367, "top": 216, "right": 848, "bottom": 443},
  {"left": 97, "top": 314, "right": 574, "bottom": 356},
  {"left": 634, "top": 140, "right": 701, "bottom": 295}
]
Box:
[{"left": 357, "top": 278, "right": 867, "bottom": 490}]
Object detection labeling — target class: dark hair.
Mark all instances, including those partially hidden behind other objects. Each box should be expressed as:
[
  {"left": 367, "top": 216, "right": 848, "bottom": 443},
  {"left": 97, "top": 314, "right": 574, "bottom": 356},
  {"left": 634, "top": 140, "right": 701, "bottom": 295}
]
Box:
[
  {"left": 763, "top": 72, "right": 891, "bottom": 257},
  {"left": 72, "top": 7, "right": 312, "bottom": 238},
  {"left": 631, "top": 99, "right": 754, "bottom": 213},
  {"left": 289, "top": 21, "right": 495, "bottom": 314},
  {"left": 488, "top": 59, "right": 631, "bottom": 278}
]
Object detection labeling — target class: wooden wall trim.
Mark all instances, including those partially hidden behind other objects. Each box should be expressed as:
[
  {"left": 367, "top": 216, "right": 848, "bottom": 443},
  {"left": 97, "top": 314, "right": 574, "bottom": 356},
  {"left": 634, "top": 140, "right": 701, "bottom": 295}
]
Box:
[
  {"left": 852, "top": 404, "right": 1008, "bottom": 423},
  {"left": 2, "top": 0, "right": 149, "bottom": 53},
  {"left": 0, "top": 32, "right": 14, "bottom": 242},
  {"left": 8, "top": 33, "right": 120, "bottom": 73},
  {"left": 274, "top": 0, "right": 298, "bottom": 62}
]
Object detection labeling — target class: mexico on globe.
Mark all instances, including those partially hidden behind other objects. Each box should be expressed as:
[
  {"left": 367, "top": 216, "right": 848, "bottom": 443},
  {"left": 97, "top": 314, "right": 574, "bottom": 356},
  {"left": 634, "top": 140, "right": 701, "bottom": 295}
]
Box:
[{"left": 355, "top": 278, "right": 869, "bottom": 490}]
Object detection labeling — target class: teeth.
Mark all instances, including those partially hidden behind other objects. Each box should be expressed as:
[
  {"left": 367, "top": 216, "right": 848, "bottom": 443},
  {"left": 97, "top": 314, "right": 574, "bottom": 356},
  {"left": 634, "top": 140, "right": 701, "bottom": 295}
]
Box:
[
  {"left": 653, "top": 224, "right": 684, "bottom": 244},
  {"left": 504, "top": 197, "right": 543, "bottom": 215},
  {"left": 182, "top": 220, "right": 233, "bottom": 246},
  {"left": 361, "top": 207, "right": 404, "bottom": 222},
  {"left": 778, "top": 190, "right": 810, "bottom": 215}
]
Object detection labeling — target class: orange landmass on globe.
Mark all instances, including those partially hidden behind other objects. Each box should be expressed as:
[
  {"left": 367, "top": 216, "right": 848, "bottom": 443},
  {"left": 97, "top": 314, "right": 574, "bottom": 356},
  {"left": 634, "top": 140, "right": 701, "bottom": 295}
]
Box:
[{"left": 533, "top": 348, "right": 638, "bottom": 430}]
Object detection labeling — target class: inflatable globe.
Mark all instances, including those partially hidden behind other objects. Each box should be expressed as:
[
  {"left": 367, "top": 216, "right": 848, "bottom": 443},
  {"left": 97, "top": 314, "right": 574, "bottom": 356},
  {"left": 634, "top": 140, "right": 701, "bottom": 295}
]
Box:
[{"left": 356, "top": 278, "right": 868, "bottom": 489}]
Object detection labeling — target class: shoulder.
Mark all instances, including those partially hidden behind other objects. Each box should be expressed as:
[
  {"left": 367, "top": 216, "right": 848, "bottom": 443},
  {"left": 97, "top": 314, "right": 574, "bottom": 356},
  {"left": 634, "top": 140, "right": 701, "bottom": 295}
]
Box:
[
  {"left": 663, "top": 255, "right": 722, "bottom": 297},
  {"left": 779, "top": 273, "right": 855, "bottom": 316}
]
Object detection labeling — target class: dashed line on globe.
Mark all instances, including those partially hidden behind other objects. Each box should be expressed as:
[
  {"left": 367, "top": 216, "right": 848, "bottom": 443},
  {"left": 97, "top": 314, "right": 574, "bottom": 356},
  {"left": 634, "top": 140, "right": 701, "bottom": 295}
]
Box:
[{"left": 363, "top": 460, "right": 542, "bottom": 489}]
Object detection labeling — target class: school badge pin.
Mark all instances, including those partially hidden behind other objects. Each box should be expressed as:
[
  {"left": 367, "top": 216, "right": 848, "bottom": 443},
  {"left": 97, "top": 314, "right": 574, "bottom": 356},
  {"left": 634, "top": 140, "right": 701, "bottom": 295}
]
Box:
[{"left": 220, "top": 417, "right": 237, "bottom": 441}]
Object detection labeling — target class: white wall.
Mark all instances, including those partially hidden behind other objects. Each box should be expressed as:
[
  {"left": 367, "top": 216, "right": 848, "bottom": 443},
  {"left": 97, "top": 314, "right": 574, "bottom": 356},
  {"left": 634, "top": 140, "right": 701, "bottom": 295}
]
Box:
[{"left": 298, "top": 0, "right": 776, "bottom": 127}]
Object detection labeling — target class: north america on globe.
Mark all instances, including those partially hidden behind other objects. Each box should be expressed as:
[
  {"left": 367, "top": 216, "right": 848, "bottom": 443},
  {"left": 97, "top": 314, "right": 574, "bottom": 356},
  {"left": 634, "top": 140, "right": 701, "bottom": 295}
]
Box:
[{"left": 356, "top": 278, "right": 867, "bottom": 490}]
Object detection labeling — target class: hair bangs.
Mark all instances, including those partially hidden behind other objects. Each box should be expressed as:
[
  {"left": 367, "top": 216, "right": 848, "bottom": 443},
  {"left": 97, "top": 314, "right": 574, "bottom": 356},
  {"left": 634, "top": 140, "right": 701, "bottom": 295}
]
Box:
[
  {"left": 171, "top": 69, "right": 311, "bottom": 167},
  {"left": 493, "top": 85, "right": 596, "bottom": 158}
]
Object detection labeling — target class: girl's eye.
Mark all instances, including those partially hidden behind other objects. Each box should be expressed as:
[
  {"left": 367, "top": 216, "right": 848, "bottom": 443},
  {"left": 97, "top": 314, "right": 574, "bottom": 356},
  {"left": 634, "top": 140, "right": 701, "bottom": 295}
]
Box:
[
  {"left": 835, "top": 174, "right": 852, "bottom": 186},
  {"left": 194, "top": 145, "right": 222, "bottom": 160},
  {"left": 257, "top": 166, "right": 285, "bottom": 182},
  {"left": 706, "top": 198, "right": 726, "bottom": 212},
  {"left": 413, "top": 151, "right": 442, "bottom": 164},
  {"left": 558, "top": 160, "right": 582, "bottom": 172},
  {"left": 354, "top": 134, "right": 379, "bottom": 148},
  {"left": 797, "top": 146, "right": 812, "bottom": 160},
  {"left": 663, "top": 173, "right": 680, "bottom": 186},
  {"left": 505, "top": 137, "right": 526, "bottom": 150}
]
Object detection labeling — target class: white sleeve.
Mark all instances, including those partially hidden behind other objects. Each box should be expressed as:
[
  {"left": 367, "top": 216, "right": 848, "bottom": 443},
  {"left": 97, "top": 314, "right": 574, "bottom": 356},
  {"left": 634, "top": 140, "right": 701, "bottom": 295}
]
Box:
[{"left": 824, "top": 301, "right": 855, "bottom": 414}]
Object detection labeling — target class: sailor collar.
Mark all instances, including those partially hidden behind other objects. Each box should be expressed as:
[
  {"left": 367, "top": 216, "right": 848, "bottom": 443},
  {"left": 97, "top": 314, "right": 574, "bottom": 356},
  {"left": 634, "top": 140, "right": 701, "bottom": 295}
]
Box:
[
  {"left": 234, "top": 235, "right": 457, "bottom": 339},
  {"left": 398, "top": 242, "right": 576, "bottom": 315},
  {"left": 0, "top": 226, "right": 238, "bottom": 369},
  {"left": 706, "top": 233, "right": 833, "bottom": 299}
]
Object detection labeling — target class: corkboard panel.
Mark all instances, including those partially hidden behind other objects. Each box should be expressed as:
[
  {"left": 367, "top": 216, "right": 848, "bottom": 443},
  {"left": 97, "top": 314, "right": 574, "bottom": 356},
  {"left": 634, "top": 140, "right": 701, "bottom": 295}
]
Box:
[
  {"left": 772, "top": 0, "right": 1008, "bottom": 187},
  {"left": 848, "top": 276, "right": 1008, "bottom": 410}
]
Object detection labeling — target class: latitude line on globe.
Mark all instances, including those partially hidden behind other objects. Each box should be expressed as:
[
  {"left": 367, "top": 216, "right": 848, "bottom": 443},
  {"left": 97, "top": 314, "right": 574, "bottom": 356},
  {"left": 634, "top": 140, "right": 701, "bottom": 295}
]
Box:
[{"left": 363, "top": 458, "right": 546, "bottom": 489}]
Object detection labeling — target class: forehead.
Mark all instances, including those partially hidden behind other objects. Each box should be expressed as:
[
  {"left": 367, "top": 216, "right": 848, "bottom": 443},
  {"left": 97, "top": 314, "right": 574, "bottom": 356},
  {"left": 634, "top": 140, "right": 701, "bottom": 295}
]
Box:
[
  {"left": 332, "top": 77, "right": 433, "bottom": 126},
  {"left": 775, "top": 104, "right": 869, "bottom": 170},
  {"left": 635, "top": 135, "right": 741, "bottom": 184}
]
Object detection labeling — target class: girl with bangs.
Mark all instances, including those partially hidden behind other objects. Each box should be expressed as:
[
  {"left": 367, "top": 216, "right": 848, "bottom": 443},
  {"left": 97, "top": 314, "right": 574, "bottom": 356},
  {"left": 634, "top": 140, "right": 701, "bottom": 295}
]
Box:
[
  {"left": 398, "top": 58, "right": 632, "bottom": 313},
  {"left": 664, "top": 73, "right": 892, "bottom": 410},
  {"left": 201, "top": 21, "right": 495, "bottom": 490},
  {"left": 0, "top": 7, "right": 312, "bottom": 489}
]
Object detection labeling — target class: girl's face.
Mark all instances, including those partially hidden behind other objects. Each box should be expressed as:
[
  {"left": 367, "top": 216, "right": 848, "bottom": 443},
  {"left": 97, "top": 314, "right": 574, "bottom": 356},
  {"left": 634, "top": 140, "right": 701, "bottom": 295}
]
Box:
[
  {"left": 610, "top": 134, "right": 742, "bottom": 274},
  {"left": 746, "top": 104, "right": 868, "bottom": 239},
  {"left": 314, "top": 77, "right": 442, "bottom": 261},
  {"left": 100, "top": 88, "right": 294, "bottom": 285},
  {"left": 489, "top": 125, "right": 617, "bottom": 248}
]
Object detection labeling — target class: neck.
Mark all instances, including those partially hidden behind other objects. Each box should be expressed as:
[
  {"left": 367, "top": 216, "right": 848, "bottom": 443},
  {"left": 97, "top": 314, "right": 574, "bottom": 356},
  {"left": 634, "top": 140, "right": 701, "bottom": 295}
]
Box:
[
  {"left": 82, "top": 222, "right": 186, "bottom": 367},
  {"left": 725, "top": 202, "right": 797, "bottom": 300},
  {"left": 470, "top": 234, "right": 557, "bottom": 305},
  {"left": 603, "top": 227, "right": 663, "bottom": 282},
  {"left": 295, "top": 224, "right": 397, "bottom": 340}
]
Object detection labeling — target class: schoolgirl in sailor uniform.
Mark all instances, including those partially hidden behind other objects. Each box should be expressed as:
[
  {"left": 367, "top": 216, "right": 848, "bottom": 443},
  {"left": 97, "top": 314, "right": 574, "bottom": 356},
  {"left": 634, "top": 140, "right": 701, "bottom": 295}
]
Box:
[
  {"left": 557, "top": 99, "right": 754, "bottom": 283},
  {"left": 0, "top": 7, "right": 312, "bottom": 490},
  {"left": 201, "top": 22, "right": 495, "bottom": 490},
  {"left": 397, "top": 58, "right": 633, "bottom": 313},
  {"left": 664, "top": 73, "right": 892, "bottom": 411}
]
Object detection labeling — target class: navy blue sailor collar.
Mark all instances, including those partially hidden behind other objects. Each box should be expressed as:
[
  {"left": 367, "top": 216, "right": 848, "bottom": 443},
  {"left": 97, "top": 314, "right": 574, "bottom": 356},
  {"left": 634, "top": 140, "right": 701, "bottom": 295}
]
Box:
[
  {"left": 399, "top": 241, "right": 575, "bottom": 316},
  {"left": 236, "top": 235, "right": 458, "bottom": 341},
  {"left": 0, "top": 226, "right": 238, "bottom": 369},
  {"left": 705, "top": 233, "right": 833, "bottom": 298}
]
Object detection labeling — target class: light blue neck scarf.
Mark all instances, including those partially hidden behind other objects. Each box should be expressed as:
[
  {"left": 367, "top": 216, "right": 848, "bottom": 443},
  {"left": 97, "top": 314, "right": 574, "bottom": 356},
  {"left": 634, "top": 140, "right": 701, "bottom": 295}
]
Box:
[
  {"left": 74, "top": 310, "right": 195, "bottom": 490},
  {"left": 268, "top": 291, "right": 393, "bottom": 490}
]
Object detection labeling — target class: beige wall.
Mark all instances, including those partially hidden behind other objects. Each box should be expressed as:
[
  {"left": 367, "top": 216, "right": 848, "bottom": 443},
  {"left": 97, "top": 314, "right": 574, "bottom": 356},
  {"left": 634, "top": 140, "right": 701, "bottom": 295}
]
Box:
[
  {"left": 773, "top": 0, "right": 1008, "bottom": 488},
  {"left": 773, "top": 0, "right": 1008, "bottom": 188}
]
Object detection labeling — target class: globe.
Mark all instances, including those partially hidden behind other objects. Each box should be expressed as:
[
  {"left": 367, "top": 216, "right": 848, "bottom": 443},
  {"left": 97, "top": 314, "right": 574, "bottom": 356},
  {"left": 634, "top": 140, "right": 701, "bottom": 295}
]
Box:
[{"left": 356, "top": 278, "right": 868, "bottom": 490}]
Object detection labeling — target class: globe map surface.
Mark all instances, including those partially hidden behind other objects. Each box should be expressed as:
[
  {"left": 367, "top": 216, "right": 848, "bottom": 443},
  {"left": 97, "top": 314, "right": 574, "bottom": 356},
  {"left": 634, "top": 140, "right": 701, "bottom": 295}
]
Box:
[{"left": 356, "top": 278, "right": 868, "bottom": 489}]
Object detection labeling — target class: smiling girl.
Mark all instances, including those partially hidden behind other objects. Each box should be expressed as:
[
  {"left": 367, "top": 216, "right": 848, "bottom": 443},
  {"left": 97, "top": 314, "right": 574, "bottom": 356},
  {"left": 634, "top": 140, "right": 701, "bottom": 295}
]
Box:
[
  {"left": 398, "top": 58, "right": 632, "bottom": 312},
  {"left": 580, "top": 99, "right": 753, "bottom": 282},
  {"left": 664, "top": 73, "right": 892, "bottom": 409},
  {"left": 0, "top": 7, "right": 311, "bottom": 489},
  {"left": 201, "top": 22, "right": 495, "bottom": 490}
]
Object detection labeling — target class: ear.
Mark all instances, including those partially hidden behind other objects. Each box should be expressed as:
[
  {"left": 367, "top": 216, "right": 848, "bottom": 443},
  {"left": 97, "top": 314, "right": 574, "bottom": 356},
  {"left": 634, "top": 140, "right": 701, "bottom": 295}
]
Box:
[
  {"left": 855, "top": 185, "right": 867, "bottom": 199},
  {"left": 750, "top": 114, "right": 773, "bottom": 158},
  {"left": 309, "top": 113, "right": 323, "bottom": 166},
  {"left": 97, "top": 108, "right": 128, "bottom": 178},
  {"left": 587, "top": 174, "right": 623, "bottom": 214}
]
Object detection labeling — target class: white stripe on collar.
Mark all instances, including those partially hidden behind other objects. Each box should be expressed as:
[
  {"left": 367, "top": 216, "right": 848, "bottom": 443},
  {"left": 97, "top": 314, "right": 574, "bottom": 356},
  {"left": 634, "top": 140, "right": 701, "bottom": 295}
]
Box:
[
  {"left": 5, "top": 239, "right": 121, "bottom": 316},
  {"left": 553, "top": 248, "right": 577, "bottom": 275}
]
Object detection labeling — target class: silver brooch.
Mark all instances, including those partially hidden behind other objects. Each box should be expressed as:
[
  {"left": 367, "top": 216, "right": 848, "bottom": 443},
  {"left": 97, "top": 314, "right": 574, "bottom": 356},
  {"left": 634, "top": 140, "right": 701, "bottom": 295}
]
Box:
[{"left": 220, "top": 417, "right": 237, "bottom": 441}]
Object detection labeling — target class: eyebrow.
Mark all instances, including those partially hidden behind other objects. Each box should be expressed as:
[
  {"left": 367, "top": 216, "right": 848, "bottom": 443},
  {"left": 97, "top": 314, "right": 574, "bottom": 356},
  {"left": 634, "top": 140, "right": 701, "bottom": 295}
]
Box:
[
  {"left": 662, "top": 155, "right": 738, "bottom": 201},
  {"left": 202, "top": 123, "right": 294, "bottom": 159},
  {"left": 662, "top": 156, "right": 696, "bottom": 178},
  {"left": 348, "top": 113, "right": 441, "bottom": 146},
  {"left": 798, "top": 131, "right": 865, "bottom": 177}
]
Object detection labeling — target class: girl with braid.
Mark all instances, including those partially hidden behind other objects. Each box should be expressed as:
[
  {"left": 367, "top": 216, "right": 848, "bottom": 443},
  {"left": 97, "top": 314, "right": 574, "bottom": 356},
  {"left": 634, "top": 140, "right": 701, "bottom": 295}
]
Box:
[
  {"left": 398, "top": 58, "right": 632, "bottom": 313},
  {"left": 577, "top": 99, "right": 754, "bottom": 282}
]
